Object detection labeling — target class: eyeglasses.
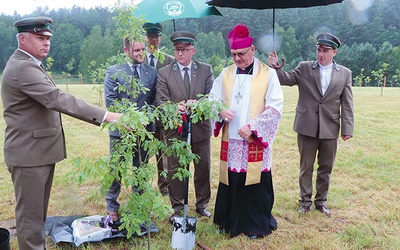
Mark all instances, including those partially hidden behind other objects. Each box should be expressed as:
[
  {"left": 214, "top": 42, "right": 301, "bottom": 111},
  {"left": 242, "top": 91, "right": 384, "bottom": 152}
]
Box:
[
  {"left": 173, "top": 48, "right": 194, "bottom": 54},
  {"left": 231, "top": 47, "right": 251, "bottom": 58}
]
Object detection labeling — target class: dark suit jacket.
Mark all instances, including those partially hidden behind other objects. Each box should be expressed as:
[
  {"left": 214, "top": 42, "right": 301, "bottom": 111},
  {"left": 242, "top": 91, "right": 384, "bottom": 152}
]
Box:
[
  {"left": 276, "top": 60, "right": 354, "bottom": 139},
  {"left": 1, "top": 49, "right": 106, "bottom": 167},
  {"left": 156, "top": 60, "right": 214, "bottom": 143},
  {"left": 144, "top": 52, "right": 175, "bottom": 71},
  {"left": 104, "top": 63, "right": 158, "bottom": 137}
]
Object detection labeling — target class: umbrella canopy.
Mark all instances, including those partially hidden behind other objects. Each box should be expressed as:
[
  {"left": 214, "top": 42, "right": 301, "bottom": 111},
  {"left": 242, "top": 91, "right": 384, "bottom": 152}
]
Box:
[
  {"left": 206, "top": 0, "right": 344, "bottom": 9},
  {"left": 134, "top": 0, "right": 222, "bottom": 31},
  {"left": 206, "top": 0, "right": 344, "bottom": 32},
  {"left": 207, "top": 0, "right": 344, "bottom": 67}
]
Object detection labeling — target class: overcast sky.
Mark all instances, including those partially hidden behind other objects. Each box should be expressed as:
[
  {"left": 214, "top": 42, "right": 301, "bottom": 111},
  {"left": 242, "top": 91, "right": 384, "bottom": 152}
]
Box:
[{"left": 1, "top": 0, "right": 141, "bottom": 16}]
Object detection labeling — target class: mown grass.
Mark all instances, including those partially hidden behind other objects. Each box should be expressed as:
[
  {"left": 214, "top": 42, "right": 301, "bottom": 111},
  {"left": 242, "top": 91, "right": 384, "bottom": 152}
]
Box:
[{"left": 0, "top": 84, "right": 399, "bottom": 249}]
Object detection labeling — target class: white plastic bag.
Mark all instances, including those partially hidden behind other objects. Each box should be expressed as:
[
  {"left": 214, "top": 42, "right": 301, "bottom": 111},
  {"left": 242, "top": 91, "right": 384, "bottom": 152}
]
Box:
[{"left": 71, "top": 215, "right": 112, "bottom": 246}]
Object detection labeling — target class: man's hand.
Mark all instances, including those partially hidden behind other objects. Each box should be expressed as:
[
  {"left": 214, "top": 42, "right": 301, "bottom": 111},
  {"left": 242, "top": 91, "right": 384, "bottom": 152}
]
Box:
[
  {"left": 178, "top": 101, "right": 186, "bottom": 113},
  {"left": 104, "top": 111, "right": 122, "bottom": 123},
  {"left": 178, "top": 99, "right": 197, "bottom": 113},
  {"left": 104, "top": 112, "right": 132, "bottom": 131},
  {"left": 238, "top": 125, "right": 252, "bottom": 139},
  {"left": 221, "top": 109, "right": 236, "bottom": 122},
  {"left": 268, "top": 51, "right": 285, "bottom": 69},
  {"left": 342, "top": 135, "right": 352, "bottom": 141}
]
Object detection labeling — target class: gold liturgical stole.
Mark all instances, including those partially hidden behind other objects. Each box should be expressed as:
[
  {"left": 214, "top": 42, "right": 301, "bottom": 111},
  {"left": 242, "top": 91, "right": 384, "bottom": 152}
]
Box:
[{"left": 220, "top": 60, "right": 270, "bottom": 186}]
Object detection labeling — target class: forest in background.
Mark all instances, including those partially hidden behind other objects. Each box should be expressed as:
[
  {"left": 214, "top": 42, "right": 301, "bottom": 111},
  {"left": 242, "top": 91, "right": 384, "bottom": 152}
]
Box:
[{"left": 0, "top": 0, "right": 399, "bottom": 86}]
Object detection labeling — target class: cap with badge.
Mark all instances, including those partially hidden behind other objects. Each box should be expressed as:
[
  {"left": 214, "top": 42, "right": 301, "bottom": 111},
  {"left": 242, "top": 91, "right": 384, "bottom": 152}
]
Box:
[
  {"left": 14, "top": 17, "right": 53, "bottom": 37},
  {"left": 143, "top": 22, "right": 162, "bottom": 34},
  {"left": 170, "top": 31, "right": 196, "bottom": 45},
  {"left": 316, "top": 33, "right": 341, "bottom": 49}
]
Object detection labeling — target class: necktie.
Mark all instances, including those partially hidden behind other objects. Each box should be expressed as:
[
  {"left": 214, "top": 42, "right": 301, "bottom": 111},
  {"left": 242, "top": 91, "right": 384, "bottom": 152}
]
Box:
[
  {"left": 149, "top": 55, "right": 155, "bottom": 67},
  {"left": 183, "top": 67, "right": 190, "bottom": 96},
  {"left": 133, "top": 65, "right": 139, "bottom": 79}
]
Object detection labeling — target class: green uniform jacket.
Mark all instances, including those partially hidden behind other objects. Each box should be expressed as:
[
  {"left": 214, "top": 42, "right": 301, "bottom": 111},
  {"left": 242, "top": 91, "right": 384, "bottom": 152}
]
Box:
[
  {"left": 276, "top": 60, "right": 354, "bottom": 139},
  {"left": 1, "top": 49, "right": 106, "bottom": 167}
]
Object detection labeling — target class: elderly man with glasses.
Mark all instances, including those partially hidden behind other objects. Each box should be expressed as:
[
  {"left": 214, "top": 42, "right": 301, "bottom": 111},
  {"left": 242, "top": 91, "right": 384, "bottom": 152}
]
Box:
[
  {"left": 156, "top": 31, "right": 214, "bottom": 224},
  {"left": 210, "top": 24, "right": 283, "bottom": 239}
]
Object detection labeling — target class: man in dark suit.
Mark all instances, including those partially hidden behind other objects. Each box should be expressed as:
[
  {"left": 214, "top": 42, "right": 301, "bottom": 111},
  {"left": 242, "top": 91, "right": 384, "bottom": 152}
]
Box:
[
  {"left": 142, "top": 22, "right": 174, "bottom": 196},
  {"left": 268, "top": 33, "right": 354, "bottom": 216},
  {"left": 104, "top": 36, "right": 158, "bottom": 222},
  {"left": 156, "top": 31, "right": 214, "bottom": 223},
  {"left": 143, "top": 22, "right": 175, "bottom": 70},
  {"left": 1, "top": 17, "right": 122, "bottom": 250}
]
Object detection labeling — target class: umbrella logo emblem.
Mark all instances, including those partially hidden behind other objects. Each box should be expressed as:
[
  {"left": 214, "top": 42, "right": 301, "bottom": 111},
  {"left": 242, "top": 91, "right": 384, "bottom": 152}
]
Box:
[{"left": 163, "top": 1, "right": 185, "bottom": 17}]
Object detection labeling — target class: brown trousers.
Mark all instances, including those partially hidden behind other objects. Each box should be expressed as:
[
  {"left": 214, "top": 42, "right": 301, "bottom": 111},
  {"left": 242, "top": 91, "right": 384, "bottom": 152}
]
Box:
[
  {"left": 297, "top": 133, "right": 337, "bottom": 207},
  {"left": 8, "top": 164, "right": 55, "bottom": 250},
  {"left": 167, "top": 137, "right": 211, "bottom": 213}
]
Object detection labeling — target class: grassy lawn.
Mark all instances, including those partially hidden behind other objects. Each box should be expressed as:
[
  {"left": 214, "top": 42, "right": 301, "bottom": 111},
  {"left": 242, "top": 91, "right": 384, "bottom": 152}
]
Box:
[{"left": 1, "top": 84, "right": 400, "bottom": 249}]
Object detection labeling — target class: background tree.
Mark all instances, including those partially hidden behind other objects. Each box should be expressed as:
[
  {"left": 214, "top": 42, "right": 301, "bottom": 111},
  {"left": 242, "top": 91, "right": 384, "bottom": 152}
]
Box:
[
  {"left": 51, "top": 23, "right": 84, "bottom": 74},
  {"left": 354, "top": 68, "right": 371, "bottom": 89},
  {"left": 385, "top": 45, "right": 400, "bottom": 87},
  {"left": 61, "top": 58, "right": 75, "bottom": 93},
  {"left": 390, "top": 69, "right": 400, "bottom": 87},
  {"left": 0, "top": 15, "right": 17, "bottom": 70},
  {"left": 372, "top": 63, "right": 389, "bottom": 95},
  {"left": 45, "top": 57, "right": 54, "bottom": 74},
  {"left": 346, "top": 43, "right": 377, "bottom": 81},
  {"left": 279, "top": 26, "right": 303, "bottom": 70},
  {"left": 78, "top": 25, "right": 119, "bottom": 80},
  {"left": 195, "top": 31, "right": 228, "bottom": 74}
]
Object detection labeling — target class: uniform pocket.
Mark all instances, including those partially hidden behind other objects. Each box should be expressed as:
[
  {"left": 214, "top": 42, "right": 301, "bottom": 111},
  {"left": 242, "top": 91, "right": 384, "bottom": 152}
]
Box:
[
  {"left": 331, "top": 113, "right": 340, "bottom": 120},
  {"left": 296, "top": 106, "right": 307, "bottom": 114},
  {"left": 33, "top": 128, "right": 57, "bottom": 138}
]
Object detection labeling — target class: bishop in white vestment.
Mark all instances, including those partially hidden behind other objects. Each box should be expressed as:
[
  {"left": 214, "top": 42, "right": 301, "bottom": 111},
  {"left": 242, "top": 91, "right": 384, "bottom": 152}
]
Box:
[{"left": 210, "top": 24, "right": 283, "bottom": 239}]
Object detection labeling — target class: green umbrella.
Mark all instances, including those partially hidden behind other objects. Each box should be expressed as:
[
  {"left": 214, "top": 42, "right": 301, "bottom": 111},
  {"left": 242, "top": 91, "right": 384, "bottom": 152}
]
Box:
[{"left": 133, "top": 0, "right": 222, "bottom": 31}]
